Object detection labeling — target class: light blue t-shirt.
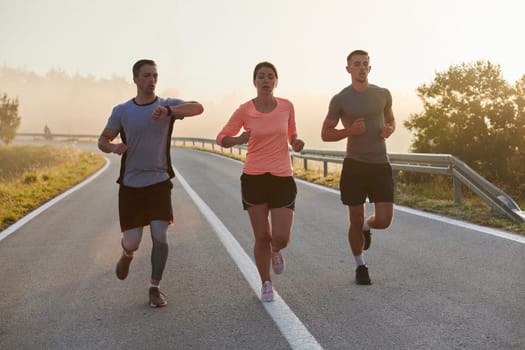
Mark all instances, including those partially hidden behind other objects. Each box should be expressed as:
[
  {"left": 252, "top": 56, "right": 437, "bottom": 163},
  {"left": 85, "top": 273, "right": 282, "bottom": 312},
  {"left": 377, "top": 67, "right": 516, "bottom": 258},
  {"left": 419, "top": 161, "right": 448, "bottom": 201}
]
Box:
[
  {"left": 105, "top": 96, "right": 183, "bottom": 187},
  {"left": 327, "top": 84, "right": 392, "bottom": 163}
]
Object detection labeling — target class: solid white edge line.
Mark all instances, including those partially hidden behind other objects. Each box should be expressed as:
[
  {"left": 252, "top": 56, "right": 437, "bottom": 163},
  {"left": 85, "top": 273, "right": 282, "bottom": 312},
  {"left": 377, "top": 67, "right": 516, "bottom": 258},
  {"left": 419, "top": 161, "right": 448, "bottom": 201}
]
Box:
[
  {"left": 296, "top": 177, "right": 525, "bottom": 244},
  {"left": 392, "top": 205, "right": 525, "bottom": 244},
  {"left": 188, "top": 149, "right": 525, "bottom": 245},
  {"left": 174, "top": 167, "right": 324, "bottom": 350},
  {"left": 0, "top": 157, "right": 111, "bottom": 242}
]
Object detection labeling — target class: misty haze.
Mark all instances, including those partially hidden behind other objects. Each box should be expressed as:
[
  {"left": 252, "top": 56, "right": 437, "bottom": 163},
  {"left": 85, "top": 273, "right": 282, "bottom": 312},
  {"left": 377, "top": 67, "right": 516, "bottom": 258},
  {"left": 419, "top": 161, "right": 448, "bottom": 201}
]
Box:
[{"left": 1, "top": 66, "right": 421, "bottom": 153}]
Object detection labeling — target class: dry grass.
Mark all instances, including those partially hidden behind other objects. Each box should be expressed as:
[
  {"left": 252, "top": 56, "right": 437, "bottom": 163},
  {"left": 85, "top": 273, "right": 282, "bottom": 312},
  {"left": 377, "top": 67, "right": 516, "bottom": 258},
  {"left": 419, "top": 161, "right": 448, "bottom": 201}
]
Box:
[{"left": 0, "top": 145, "right": 105, "bottom": 231}]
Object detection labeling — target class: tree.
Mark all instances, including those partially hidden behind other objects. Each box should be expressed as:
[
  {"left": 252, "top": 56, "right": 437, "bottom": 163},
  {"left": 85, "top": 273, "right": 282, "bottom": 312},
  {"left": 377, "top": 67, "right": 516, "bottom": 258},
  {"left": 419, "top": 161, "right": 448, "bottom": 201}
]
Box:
[
  {"left": 404, "top": 61, "right": 525, "bottom": 187},
  {"left": 0, "top": 93, "right": 21, "bottom": 145},
  {"left": 508, "top": 75, "right": 525, "bottom": 197}
]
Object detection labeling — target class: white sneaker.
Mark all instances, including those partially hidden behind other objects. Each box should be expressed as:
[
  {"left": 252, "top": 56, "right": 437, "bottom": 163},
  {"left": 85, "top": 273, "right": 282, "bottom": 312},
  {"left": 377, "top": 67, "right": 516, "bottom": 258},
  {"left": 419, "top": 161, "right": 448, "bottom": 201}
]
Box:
[
  {"left": 261, "top": 281, "right": 274, "bottom": 302},
  {"left": 271, "top": 251, "right": 285, "bottom": 274}
]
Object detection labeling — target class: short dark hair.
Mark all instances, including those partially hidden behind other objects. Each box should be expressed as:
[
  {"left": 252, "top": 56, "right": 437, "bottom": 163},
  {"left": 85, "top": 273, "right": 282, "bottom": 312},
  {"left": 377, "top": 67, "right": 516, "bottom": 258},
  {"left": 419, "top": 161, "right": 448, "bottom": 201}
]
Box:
[
  {"left": 347, "top": 50, "right": 369, "bottom": 63},
  {"left": 253, "top": 61, "right": 278, "bottom": 81},
  {"left": 132, "top": 59, "right": 156, "bottom": 77}
]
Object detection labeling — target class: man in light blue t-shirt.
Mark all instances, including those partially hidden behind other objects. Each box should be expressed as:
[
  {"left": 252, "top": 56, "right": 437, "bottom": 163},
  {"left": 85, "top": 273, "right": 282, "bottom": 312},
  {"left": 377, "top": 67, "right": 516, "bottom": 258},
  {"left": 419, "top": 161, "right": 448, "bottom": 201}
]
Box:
[
  {"left": 321, "top": 50, "right": 396, "bottom": 285},
  {"left": 98, "top": 59, "right": 203, "bottom": 307}
]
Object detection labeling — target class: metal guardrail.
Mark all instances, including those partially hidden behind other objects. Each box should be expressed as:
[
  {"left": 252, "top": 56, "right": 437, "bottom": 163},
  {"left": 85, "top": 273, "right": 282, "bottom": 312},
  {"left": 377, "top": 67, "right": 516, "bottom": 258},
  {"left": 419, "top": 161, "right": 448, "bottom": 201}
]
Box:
[{"left": 15, "top": 133, "right": 525, "bottom": 224}]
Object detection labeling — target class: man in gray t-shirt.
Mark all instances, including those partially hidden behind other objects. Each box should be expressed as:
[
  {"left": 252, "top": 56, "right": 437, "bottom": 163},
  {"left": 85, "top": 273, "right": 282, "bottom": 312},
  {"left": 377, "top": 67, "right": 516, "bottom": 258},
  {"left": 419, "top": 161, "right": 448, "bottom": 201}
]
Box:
[
  {"left": 321, "top": 50, "right": 396, "bottom": 285},
  {"left": 98, "top": 59, "right": 203, "bottom": 307}
]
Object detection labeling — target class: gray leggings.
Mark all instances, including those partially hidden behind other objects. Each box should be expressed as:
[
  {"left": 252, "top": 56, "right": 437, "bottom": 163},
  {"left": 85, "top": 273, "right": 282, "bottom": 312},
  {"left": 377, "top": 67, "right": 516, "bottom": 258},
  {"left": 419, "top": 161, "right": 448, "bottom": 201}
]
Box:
[{"left": 122, "top": 220, "right": 169, "bottom": 281}]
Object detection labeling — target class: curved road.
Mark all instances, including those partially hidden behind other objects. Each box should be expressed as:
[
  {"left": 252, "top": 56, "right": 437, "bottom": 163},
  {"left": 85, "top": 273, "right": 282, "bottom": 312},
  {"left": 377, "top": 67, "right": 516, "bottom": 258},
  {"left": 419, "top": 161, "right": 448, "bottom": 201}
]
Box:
[{"left": 1, "top": 147, "right": 524, "bottom": 349}]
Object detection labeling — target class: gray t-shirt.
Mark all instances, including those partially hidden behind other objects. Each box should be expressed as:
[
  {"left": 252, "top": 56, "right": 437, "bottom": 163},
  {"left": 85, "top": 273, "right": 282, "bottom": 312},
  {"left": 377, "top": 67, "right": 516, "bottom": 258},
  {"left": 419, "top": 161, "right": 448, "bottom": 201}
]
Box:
[
  {"left": 105, "top": 96, "right": 183, "bottom": 187},
  {"left": 327, "top": 84, "right": 392, "bottom": 163}
]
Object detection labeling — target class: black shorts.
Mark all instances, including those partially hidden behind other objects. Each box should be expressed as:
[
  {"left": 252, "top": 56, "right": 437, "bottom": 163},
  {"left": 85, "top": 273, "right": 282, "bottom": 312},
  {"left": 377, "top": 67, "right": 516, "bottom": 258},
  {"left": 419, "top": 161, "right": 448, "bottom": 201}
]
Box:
[
  {"left": 240, "top": 173, "right": 297, "bottom": 210},
  {"left": 340, "top": 158, "right": 394, "bottom": 206},
  {"left": 118, "top": 180, "right": 173, "bottom": 231}
]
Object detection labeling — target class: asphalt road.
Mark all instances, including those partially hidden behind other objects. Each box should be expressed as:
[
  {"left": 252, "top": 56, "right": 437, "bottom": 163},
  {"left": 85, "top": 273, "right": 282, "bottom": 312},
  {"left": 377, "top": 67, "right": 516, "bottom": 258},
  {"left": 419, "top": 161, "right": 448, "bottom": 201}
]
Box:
[{"left": 1, "top": 147, "right": 524, "bottom": 349}]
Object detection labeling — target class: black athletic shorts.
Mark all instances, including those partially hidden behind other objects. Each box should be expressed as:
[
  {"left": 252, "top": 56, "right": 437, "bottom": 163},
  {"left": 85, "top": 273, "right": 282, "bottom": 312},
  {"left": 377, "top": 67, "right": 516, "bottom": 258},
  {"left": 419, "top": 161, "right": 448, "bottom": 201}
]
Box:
[
  {"left": 240, "top": 173, "right": 297, "bottom": 210},
  {"left": 340, "top": 158, "right": 394, "bottom": 206},
  {"left": 118, "top": 180, "right": 173, "bottom": 231}
]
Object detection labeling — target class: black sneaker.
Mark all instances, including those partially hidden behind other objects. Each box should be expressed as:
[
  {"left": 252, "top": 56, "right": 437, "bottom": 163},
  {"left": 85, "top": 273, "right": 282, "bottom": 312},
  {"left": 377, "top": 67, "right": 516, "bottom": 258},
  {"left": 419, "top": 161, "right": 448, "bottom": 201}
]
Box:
[
  {"left": 355, "top": 265, "right": 371, "bottom": 285},
  {"left": 149, "top": 287, "right": 168, "bottom": 308},
  {"left": 363, "top": 230, "right": 372, "bottom": 250}
]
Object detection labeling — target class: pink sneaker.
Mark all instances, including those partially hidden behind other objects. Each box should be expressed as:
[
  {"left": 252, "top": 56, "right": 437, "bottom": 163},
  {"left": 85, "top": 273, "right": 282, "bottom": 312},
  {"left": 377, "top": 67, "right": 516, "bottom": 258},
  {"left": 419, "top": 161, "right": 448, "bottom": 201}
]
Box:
[
  {"left": 271, "top": 251, "right": 285, "bottom": 274},
  {"left": 261, "top": 281, "right": 274, "bottom": 302}
]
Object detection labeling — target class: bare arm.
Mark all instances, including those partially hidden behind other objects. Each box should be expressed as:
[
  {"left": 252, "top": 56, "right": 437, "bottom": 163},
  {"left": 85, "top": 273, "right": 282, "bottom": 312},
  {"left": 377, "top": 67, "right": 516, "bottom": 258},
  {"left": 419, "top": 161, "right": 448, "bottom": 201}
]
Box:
[
  {"left": 220, "top": 131, "right": 251, "bottom": 148},
  {"left": 379, "top": 109, "right": 396, "bottom": 139},
  {"left": 321, "top": 118, "right": 365, "bottom": 142},
  {"left": 152, "top": 101, "right": 204, "bottom": 121},
  {"left": 98, "top": 128, "right": 127, "bottom": 155}
]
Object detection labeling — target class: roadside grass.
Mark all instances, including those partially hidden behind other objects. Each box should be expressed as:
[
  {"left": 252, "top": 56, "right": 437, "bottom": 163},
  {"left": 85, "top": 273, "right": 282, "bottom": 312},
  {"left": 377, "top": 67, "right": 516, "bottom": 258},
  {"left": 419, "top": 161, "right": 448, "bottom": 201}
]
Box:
[
  {"left": 0, "top": 145, "right": 105, "bottom": 231},
  {"left": 182, "top": 145, "right": 525, "bottom": 235}
]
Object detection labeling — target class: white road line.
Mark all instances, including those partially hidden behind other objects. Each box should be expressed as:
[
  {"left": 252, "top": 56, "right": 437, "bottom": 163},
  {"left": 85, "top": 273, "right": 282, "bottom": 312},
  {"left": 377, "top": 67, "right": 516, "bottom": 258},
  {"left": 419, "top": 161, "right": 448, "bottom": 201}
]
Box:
[
  {"left": 174, "top": 167, "right": 324, "bottom": 350},
  {"left": 296, "top": 178, "right": 525, "bottom": 244},
  {"left": 0, "top": 158, "right": 110, "bottom": 242},
  {"left": 200, "top": 149, "right": 525, "bottom": 244},
  {"left": 202, "top": 151, "right": 525, "bottom": 244},
  {"left": 392, "top": 206, "right": 525, "bottom": 244},
  {"left": 205, "top": 149, "right": 525, "bottom": 244}
]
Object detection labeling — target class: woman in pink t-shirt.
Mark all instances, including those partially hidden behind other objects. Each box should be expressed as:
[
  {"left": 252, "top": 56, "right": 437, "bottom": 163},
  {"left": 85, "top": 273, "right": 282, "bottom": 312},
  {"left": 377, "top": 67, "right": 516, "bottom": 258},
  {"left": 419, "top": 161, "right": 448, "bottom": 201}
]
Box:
[{"left": 216, "top": 62, "right": 305, "bottom": 302}]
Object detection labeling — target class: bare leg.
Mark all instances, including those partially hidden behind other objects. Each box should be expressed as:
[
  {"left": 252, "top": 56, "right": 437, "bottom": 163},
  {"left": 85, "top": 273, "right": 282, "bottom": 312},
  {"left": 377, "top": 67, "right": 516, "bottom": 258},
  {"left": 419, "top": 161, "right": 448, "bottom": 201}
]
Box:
[
  {"left": 367, "top": 202, "right": 394, "bottom": 229},
  {"left": 348, "top": 204, "right": 365, "bottom": 256},
  {"left": 122, "top": 227, "right": 144, "bottom": 255},
  {"left": 269, "top": 207, "right": 294, "bottom": 252},
  {"left": 116, "top": 227, "right": 143, "bottom": 280},
  {"left": 247, "top": 204, "right": 271, "bottom": 282}
]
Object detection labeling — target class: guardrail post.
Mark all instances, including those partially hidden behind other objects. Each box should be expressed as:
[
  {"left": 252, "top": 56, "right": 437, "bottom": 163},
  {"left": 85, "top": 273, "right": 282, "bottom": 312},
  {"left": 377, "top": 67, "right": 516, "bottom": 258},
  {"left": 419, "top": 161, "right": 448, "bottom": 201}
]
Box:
[
  {"left": 453, "top": 176, "right": 462, "bottom": 203},
  {"left": 323, "top": 161, "right": 328, "bottom": 177},
  {"left": 392, "top": 171, "right": 397, "bottom": 192},
  {"left": 303, "top": 158, "right": 308, "bottom": 171}
]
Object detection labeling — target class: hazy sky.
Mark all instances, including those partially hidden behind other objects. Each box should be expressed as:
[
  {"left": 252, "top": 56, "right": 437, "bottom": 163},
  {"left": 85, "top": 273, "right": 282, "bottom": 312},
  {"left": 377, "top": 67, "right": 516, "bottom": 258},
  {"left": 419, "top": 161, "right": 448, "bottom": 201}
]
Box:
[
  {"left": 2, "top": 0, "right": 524, "bottom": 99},
  {"left": 1, "top": 0, "right": 524, "bottom": 151}
]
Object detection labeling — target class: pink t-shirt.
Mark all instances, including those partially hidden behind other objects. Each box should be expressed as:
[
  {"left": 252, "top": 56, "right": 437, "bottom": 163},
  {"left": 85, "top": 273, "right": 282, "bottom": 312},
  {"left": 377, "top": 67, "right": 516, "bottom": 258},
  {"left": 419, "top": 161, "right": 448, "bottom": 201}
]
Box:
[{"left": 216, "top": 97, "right": 297, "bottom": 176}]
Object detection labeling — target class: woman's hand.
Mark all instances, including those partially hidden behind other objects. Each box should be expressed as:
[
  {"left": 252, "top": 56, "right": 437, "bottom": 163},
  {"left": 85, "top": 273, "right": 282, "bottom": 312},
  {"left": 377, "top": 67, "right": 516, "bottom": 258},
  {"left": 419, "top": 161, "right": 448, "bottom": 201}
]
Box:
[
  {"left": 237, "top": 131, "right": 251, "bottom": 144},
  {"left": 290, "top": 137, "right": 305, "bottom": 152}
]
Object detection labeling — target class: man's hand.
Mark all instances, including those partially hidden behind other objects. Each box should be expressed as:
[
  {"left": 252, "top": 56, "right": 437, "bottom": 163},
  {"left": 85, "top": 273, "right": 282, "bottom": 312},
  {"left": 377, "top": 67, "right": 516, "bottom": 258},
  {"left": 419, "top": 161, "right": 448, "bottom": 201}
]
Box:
[
  {"left": 152, "top": 106, "right": 169, "bottom": 121},
  {"left": 112, "top": 143, "right": 128, "bottom": 155},
  {"left": 349, "top": 118, "right": 366, "bottom": 136},
  {"left": 380, "top": 123, "right": 394, "bottom": 139}
]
